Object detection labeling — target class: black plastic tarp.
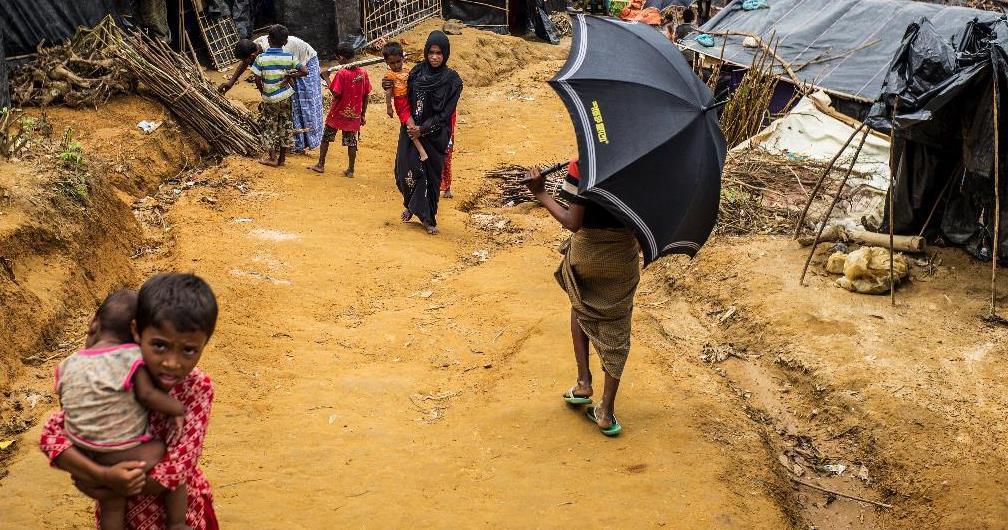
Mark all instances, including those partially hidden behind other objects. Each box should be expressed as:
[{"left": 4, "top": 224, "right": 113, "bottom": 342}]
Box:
[
  {"left": 683, "top": 0, "right": 1000, "bottom": 103},
  {"left": 1, "top": 1, "right": 127, "bottom": 58},
  {"left": 445, "top": 0, "right": 559, "bottom": 42},
  {"left": 0, "top": 21, "right": 9, "bottom": 110},
  {"left": 206, "top": 0, "right": 254, "bottom": 38},
  {"left": 869, "top": 18, "right": 1008, "bottom": 261},
  {"left": 333, "top": 0, "right": 364, "bottom": 50},
  {"left": 445, "top": 0, "right": 509, "bottom": 33},
  {"left": 272, "top": 0, "right": 362, "bottom": 57},
  {"left": 527, "top": 0, "right": 561, "bottom": 44}
]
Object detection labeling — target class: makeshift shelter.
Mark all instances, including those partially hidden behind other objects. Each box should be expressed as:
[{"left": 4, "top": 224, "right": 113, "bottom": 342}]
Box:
[
  {"left": 683, "top": 0, "right": 1000, "bottom": 108},
  {"left": 737, "top": 91, "right": 890, "bottom": 184},
  {"left": 736, "top": 91, "right": 892, "bottom": 229},
  {"left": 869, "top": 17, "right": 1008, "bottom": 262},
  {"left": 444, "top": 0, "right": 563, "bottom": 42}
]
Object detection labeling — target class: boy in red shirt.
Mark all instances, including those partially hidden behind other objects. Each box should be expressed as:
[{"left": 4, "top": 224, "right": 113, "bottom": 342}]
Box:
[{"left": 309, "top": 43, "right": 371, "bottom": 177}]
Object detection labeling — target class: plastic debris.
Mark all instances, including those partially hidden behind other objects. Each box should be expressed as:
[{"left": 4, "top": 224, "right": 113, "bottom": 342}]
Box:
[
  {"left": 137, "top": 120, "right": 162, "bottom": 134},
  {"left": 821, "top": 463, "right": 847, "bottom": 476}
]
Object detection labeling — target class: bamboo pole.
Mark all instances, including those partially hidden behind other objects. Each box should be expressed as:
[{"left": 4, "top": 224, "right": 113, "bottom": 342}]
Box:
[
  {"left": 889, "top": 102, "right": 898, "bottom": 306},
  {"left": 793, "top": 122, "right": 866, "bottom": 240},
  {"left": 701, "top": 30, "right": 801, "bottom": 86},
  {"left": 790, "top": 477, "right": 894, "bottom": 509},
  {"left": 799, "top": 127, "right": 870, "bottom": 286},
  {"left": 992, "top": 73, "right": 1001, "bottom": 318}
]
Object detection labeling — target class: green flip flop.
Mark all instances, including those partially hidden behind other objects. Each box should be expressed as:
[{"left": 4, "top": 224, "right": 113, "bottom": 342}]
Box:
[
  {"left": 585, "top": 405, "right": 622, "bottom": 437},
  {"left": 563, "top": 385, "right": 593, "bottom": 405}
]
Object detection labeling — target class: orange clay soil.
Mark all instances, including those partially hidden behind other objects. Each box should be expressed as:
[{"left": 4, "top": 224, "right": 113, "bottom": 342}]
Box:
[{"left": 1, "top": 19, "right": 1006, "bottom": 529}]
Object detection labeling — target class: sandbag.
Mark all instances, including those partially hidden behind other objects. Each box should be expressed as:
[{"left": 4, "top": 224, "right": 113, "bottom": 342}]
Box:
[
  {"left": 825, "top": 252, "right": 847, "bottom": 275},
  {"left": 832, "top": 247, "right": 909, "bottom": 295}
]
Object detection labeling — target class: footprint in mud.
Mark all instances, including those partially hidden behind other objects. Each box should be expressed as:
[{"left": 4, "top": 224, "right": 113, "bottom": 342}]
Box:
[
  {"left": 797, "top": 312, "right": 857, "bottom": 336},
  {"left": 624, "top": 463, "right": 648, "bottom": 474}
]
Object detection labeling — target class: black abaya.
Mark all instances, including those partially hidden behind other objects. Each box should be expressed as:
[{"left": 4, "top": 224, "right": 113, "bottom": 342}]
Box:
[{"left": 395, "top": 32, "right": 463, "bottom": 228}]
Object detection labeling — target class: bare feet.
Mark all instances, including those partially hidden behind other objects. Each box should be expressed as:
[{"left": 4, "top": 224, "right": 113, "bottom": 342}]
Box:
[
  {"left": 307, "top": 164, "right": 324, "bottom": 173},
  {"left": 423, "top": 222, "right": 439, "bottom": 235},
  {"left": 442, "top": 189, "right": 453, "bottom": 199},
  {"left": 343, "top": 169, "right": 354, "bottom": 178},
  {"left": 401, "top": 209, "right": 413, "bottom": 223},
  {"left": 258, "top": 157, "right": 280, "bottom": 167}
]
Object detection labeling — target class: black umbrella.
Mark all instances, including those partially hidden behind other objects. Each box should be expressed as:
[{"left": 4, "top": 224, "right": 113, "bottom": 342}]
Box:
[{"left": 548, "top": 14, "right": 726, "bottom": 264}]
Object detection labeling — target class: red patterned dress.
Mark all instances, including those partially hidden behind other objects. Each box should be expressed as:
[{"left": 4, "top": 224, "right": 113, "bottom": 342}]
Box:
[
  {"left": 40, "top": 369, "right": 218, "bottom": 530},
  {"left": 440, "top": 110, "right": 458, "bottom": 193}
]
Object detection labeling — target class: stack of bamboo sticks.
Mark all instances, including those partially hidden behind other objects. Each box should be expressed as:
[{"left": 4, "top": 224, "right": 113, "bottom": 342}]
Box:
[
  {"left": 486, "top": 163, "right": 567, "bottom": 207},
  {"left": 113, "top": 30, "right": 262, "bottom": 156},
  {"left": 719, "top": 40, "right": 780, "bottom": 148}
]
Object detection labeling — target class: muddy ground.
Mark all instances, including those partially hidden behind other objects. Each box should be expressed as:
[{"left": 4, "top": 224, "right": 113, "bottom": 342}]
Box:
[{"left": 1, "top": 19, "right": 1006, "bottom": 529}]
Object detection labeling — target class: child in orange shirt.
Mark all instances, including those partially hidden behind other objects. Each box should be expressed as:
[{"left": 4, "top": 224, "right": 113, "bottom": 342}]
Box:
[{"left": 382, "top": 42, "right": 427, "bottom": 161}]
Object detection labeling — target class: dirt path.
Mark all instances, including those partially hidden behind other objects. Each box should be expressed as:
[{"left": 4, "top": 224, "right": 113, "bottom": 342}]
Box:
[
  {"left": 0, "top": 23, "right": 789, "bottom": 528},
  {"left": 5, "top": 18, "right": 1002, "bottom": 529}
]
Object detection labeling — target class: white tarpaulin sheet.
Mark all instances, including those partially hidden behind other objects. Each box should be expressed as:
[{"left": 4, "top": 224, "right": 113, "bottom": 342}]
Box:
[{"left": 735, "top": 91, "right": 891, "bottom": 228}]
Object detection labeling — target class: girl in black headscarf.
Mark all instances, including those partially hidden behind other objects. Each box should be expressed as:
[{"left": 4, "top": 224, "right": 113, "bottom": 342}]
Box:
[{"left": 392, "top": 31, "right": 463, "bottom": 235}]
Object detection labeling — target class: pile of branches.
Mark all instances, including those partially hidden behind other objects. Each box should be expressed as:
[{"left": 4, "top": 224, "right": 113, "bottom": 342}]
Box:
[
  {"left": 0, "top": 108, "right": 30, "bottom": 159},
  {"left": 717, "top": 149, "right": 852, "bottom": 236},
  {"left": 113, "top": 30, "right": 262, "bottom": 156},
  {"left": 550, "top": 13, "right": 573, "bottom": 38},
  {"left": 487, "top": 163, "right": 567, "bottom": 206},
  {"left": 11, "top": 16, "right": 132, "bottom": 108},
  {"left": 719, "top": 40, "right": 782, "bottom": 148}
]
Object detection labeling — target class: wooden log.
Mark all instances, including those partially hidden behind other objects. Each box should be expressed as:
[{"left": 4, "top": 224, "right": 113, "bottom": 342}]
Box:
[{"left": 797, "top": 226, "right": 925, "bottom": 253}]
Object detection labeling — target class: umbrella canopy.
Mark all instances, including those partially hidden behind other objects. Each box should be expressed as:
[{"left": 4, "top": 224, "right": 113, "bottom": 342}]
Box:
[{"left": 548, "top": 14, "right": 726, "bottom": 264}]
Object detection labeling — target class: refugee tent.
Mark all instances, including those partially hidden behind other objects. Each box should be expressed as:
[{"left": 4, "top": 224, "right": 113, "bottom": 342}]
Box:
[
  {"left": 869, "top": 17, "right": 1008, "bottom": 262},
  {"left": 682, "top": 0, "right": 1000, "bottom": 106}
]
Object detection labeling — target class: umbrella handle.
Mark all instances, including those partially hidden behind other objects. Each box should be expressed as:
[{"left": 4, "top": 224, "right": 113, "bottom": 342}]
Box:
[
  {"left": 702, "top": 98, "right": 730, "bottom": 112},
  {"left": 519, "top": 162, "right": 567, "bottom": 183},
  {"left": 540, "top": 162, "right": 568, "bottom": 177}
]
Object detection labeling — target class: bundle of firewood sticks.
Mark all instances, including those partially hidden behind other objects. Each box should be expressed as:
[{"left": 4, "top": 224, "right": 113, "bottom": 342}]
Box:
[
  {"left": 486, "top": 163, "right": 567, "bottom": 206},
  {"left": 112, "top": 30, "right": 262, "bottom": 156}
]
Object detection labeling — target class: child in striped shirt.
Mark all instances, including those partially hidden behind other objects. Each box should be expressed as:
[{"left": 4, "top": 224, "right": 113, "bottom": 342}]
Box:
[{"left": 250, "top": 25, "right": 308, "bottom": 167}]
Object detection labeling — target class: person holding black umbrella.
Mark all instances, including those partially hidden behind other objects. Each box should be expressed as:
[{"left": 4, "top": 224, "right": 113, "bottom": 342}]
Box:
[
  {"left": 526, "top": 159, "right": 640, "bottom": 437},
  {"left": 527, "top": 15, "right": 726, "bottom": 436}
]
